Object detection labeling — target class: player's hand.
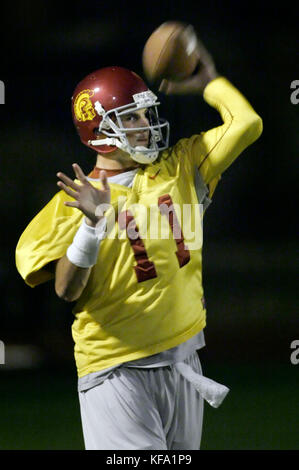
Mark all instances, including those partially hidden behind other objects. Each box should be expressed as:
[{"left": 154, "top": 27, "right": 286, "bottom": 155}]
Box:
[
  {"left": 159, "top": 37, "right": 218, "bottom": 95},
  {"left": 57, "top": 164, "right": 111, "bottom": 227}
]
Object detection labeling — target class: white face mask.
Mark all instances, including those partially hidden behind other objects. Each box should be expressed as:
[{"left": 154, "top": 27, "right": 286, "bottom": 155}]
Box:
[{"left": 88, "top": 91, "right": 170, "bottom": 164}]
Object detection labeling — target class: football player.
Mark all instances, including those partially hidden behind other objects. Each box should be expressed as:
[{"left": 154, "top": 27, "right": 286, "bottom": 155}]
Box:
[{"left": 16, "top": 37, "right": 262, "bottom": 450}]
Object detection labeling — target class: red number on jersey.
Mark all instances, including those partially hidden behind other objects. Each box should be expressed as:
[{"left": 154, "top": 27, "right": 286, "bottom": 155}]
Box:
[
  {"left": 158, "top": 194, "right": 190, "bottom": 268},
  {"left": 118, "top": 194, "right": 190, "bottom": 282},
  {"left": 118, "top": 210, "right": 158, "bottom": 283}
]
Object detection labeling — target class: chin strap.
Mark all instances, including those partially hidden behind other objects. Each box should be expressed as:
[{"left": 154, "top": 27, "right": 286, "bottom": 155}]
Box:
[
  {"left": 88, "top": 137, "right": 121, "bottom": 148},
  {"left": 88, "top": 137, "right": 159, "bottom": 164}
]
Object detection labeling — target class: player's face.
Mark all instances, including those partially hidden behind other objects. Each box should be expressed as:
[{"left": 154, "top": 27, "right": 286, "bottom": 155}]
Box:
[{"left": 121, "top": 108, "right": 150, "bottom": 148}]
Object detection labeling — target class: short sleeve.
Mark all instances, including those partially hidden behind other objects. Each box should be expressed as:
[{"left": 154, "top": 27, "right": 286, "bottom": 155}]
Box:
[{"left": 16, "top": 190, "right": 84, "bottom": 287}]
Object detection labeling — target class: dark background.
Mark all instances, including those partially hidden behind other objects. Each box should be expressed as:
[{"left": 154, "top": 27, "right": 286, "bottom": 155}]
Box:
[{"left": 0, "top": 0, "right": 298, "bottom": 450}]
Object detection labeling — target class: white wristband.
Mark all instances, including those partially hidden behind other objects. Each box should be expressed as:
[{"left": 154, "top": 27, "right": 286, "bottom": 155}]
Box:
[{"left": 67, "top": 217, "right": 107, "bottom": 268}]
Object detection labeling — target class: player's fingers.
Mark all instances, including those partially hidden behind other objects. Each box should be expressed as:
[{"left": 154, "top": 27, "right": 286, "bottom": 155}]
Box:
[
  {"left": 64, "top": 200, "right": 80, "bottom": 208},
  {"left": 57, "top": 172, "right": 80, "bottom": 191},
  {"left": 195, "top": 38, "right": 212, "bottom": 64},
  {"left": 57, "top": 181, "right": 78, "bottom": 199},
  {"left": 72, "top": 163, "right": 90, "bottom": 185},
  {"left": 100, "top": 170, "right": 110, "bottom": 191},
  {"left": 158, "top": 79, "right": 170, "bottom": 93},
  {"left": 159, "top": 71, "right": 204, "bottom": 95}
]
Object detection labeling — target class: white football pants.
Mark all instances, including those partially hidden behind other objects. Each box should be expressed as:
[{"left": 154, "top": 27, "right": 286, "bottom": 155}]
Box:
[{"left": 78, "top": 352, "right": 204, "bottom": 450}]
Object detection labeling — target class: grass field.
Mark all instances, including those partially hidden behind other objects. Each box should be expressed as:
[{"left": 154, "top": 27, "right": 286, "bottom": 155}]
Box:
[
  {"left": 201, "top": 361, "right": 298, "bottom": 450},
  {"left": 0, "top": 361, "right": 297, "bottom": 450}
]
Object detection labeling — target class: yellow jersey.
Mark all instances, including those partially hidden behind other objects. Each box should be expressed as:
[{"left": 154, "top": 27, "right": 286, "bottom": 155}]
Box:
[{"left": 15, "top": 77, "right": 263, "bottom": 377}]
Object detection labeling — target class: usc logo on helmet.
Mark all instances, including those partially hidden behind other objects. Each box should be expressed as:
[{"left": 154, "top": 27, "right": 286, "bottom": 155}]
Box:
[{"left": 74, "top": 89, "right": 96, "bottom": 122}]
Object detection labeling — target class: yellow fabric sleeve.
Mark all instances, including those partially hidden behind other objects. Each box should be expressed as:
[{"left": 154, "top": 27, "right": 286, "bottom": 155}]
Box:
[
  {"left": 188, "top": 77, "right": 263, "bottom": 185},
  {"left": 15, "top": 190, "right": 84, "bottom": 287}
]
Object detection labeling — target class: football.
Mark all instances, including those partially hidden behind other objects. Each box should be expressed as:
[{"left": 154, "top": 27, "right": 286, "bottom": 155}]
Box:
[{"left": 142, "top": 21, "right": 199, "bottom": 83}]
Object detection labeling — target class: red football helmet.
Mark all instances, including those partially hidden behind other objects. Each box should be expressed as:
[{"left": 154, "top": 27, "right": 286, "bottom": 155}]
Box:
[{"left": 71, "top": 66, "right": 169, "bottom": 164}]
